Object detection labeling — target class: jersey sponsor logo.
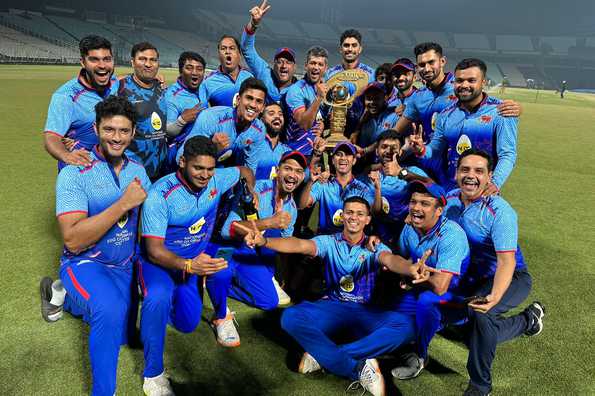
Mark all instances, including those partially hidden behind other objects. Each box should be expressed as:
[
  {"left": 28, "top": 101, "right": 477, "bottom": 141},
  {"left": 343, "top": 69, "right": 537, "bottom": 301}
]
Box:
[
  {"left": 269, "top": 166, "right": 277, "bottom": 179},
  {"left": 431, "top": 112, "right": 438, "bottom": 131},
  {"left": 245, "top": 138, "right": 253, "bottom": 146},
  {"left": 332, "top": 209, "right": 344, "bottom": 227},
  {"left": 480, "top": 115, "right": 493, "bottom": 123},
  {"left": 188, "top": 217, "right": 206, "bottom": 234},
  {"left": 339, "top": 275, "right": 355, "bottom": 292},
  {"left": 151, "top": 112, "right": 162, "bottom": 131},
  {"left": 381, "top": 197, "right": 390, "bottom": 214},
  {"left": 209, "top": 188, "right": 218, "bottom": 199},
  {"left": 456, "top": 134, "right": 472, "bottom": 155},
  {"left": 117, "top": 212, "right": 128, "bottom": 228}
]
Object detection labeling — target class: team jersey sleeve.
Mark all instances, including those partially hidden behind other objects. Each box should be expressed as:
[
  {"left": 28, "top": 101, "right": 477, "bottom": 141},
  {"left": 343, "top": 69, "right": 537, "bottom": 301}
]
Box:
[
  {"left": 55, "top": 167, "right": 88, "bottom": 216},
  {"left": 285, "top": 84, "right": 306, "bottom": 115},
  {"left": 361, "top": 184, "right": 375, "bottom": 206},
  {"left": 240, "top": 28, "right": 271, "bottom": 80},
  {"left": 373, "top": 242, "right": 392, "bottom": 270},
  {"left": 407, "top": 166, "right": 428, "bottom": 178},
  {"left": 198, "top": 80, "right": 208, "bottom": 105},
  {"left": 165, "top": 90, "right": 182, "bottom": 122},
  {"left": 492, "top": 115, "right": 518, "bottom": 189},
  {"left": 141, "top": 188, "right": 169, "bottom": 240},
  {"left": 214, "top": 166, "right": 241, "bottom": 194},
  {"left": 44, "top": 92, "right": 74, "bottom": 137},
  {"left": 312, "top": 234, "right": 332, "bottom": 259},
  {"left": 309, "top": 181, "right": 323, "bottom": 204},
  {"left": 422, "top": 112, "right": 448, "bottom": 159},
  {"left": 403, "top": 94, "right": 420, "bottom": 122},
  {"left": 175, "top": 110, "right": 213, "bottom": 163},
  {"left": 281, "top": 202, "right": 298, "bottom": 237},
  {"left": 491, "top": 200, "right": 519, "bottom": 253},
  {"left": 235, "top": 126, "right": 267, "bottom": 172},
  {"left": 434, "top": 224, "right": 470, "bottom": 274}
]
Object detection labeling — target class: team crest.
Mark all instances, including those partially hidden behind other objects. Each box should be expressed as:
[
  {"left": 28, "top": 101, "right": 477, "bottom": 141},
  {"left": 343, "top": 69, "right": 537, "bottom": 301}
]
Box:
[
  {"left": 117, "top": 213, "right": 128, "bottom": 228},
  {"left": 188, "top": 217, "right": 206, "bottom": 234},
  {"left": 332, "top": 209, "right": 344, "bottom": 227},
  {"left": 431, "top": 112, "right": 438, "bottom": 131},
  {"left": 381, "top": 197, "right": 390, "bottom": 214},
  {"left": 209, "top": 189, "right": 218, "bottom": 199},
  {"left": 448, "top": 94, "right": 457, "bottom": 101},
  {"left": 151, "top": 112, "right": 162, "bottom": 131},
  {"left": 481, "top": 115, "right": 492, "bottom": 123},
  {"left": 456, "top": 134, "right": 472, "bottom": 155},
  {"left": 269, "top": 166, "right": 277, "bottom": 179},
  {"left": 339, "top": 275, "right": 355, "bottom": 292}
]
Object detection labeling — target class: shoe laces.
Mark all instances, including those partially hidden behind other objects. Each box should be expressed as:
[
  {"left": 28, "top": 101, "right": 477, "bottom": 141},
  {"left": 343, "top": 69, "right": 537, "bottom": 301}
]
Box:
[{"left": 345, "top": 381, "right": 366, "bottom": 396}]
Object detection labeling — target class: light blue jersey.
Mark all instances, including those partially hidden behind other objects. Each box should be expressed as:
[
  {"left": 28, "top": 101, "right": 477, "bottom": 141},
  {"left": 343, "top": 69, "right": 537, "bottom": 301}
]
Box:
[
  {"left": 177, "top": 106, "right": 267, "bottom": 172},
  {"left": 164, "top": 78, "right": 205, "bottom": 146},
  {"left": 56, "top": 146, "right": 150, "bottom": 266},
  {"left": 387, "top": 86, "right": 417, "bottom": 108},
  {"left": 403, "top": 72, "right": 457, "bottom": 142},
  {"left": 199, "top": 67, "right": 253, "bottom": 107},
  {"left": 421, "top": 95, "right": 518, "bottom": 191},
  {"left": 310, "top": 177, "right": 375, "bottom": 234},
  {"left": 141, "top": 168, "right": 240, "bottom": 258},
  {"left": 356, "top": 107, "right": 399, "bottom": 148},
  {"left": 254, "top": 136, "right": 292, "bottom": 180},
  {"left": 44, "top": 70, "right": 119, "bottom": 156},
  {"left": 444, "top": 189, "right": 526, "bottom": 282},
  {"left": 313, "top": 233, "right": 390, "bottom": 304}
]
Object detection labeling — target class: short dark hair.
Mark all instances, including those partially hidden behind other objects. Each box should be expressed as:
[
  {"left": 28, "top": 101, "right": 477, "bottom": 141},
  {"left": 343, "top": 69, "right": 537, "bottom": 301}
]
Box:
[
  {"left": 343, "top": 196, "right": 371, "bottom": 214},
  {"left": 183, "top": 136, "right": 217, "bottom": 160},
  {"left": 178, "top": 51, "right": 206, "bottom": 73},
  {"left": 239, "top": 77, "right": 268, "bottom": 97},
  {"left": 340, "top": 29, "right": 362, "bottom": 45},
  {"left": 375, "top": 63, "right": 392, "bottom": 80},
  {"left": 131, "top": 42, "right": 159, "bottom": 59},
  {"left": 414, "top": 42, "right": 443, "bottom": 57},
  {"left": 455, "top": 58, "right": 487, "bottom": 77},
  {"left": 218, "top": 35, "right": 241, "bottom": 51},
  {"left": 457, "top": 148, "right": 494, "bottom": 171},
  {"left": 95, "top": 96, "right": 136, "bottom": 127},
  {"left": 79, "top": 35, "right": 112, "bottom": 58},
  {"left": 306, "top": 46, "right": 328, "bottom": 63},
  {"left": 376, "top": 129, "right": 405, "bottom": 146}
]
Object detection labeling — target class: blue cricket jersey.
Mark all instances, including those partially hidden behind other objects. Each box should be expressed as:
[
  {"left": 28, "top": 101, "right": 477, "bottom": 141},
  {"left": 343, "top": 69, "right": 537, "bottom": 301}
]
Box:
[
  {"left": 310, "top": 177, "right": 375, "bottom": 234},
  {"left": 177, "top": 106, "right": 267, "bottom": 172},
  {"left": 421, "top": 95, "right": 518, "bottom": 191},
  {"left": 55, "top": 145, "right": 151, "bottom": 267},
  {"left": 356, "top": 107, "right": 399, "bottom": 148},
  {"left": 141, "top": 167, "right": 240, "bottom": 259},
  {"left": 164, "top": 78, "right": 206, "bottom": 146},
  {"left": 387, "top": 86, "right": 418, "bottom": 108},
  {"left": 313, "top": 233, "right": 390, "bottom": 304},
  {"left": 44, "top": 69, "right": 119, "bottom": 155},
  {"left": 240, "top": 28, "right": 294, "bottom": 104},
  {"left": 403, "top": 72, "right": 457, "bottom": 142},
  {"left": 117, "top": 75, "right": 168, "bottom": 180},
  {"left": 399, "top": 215, "right": 470, "bottom": 295},
  {"left": 283, "top": 78, "right": 326, "bottom": 156},
  {"left": 199, "top": 67, "right": 253, "bottom": 107},
  {"left": 254, "top": 136, "right": 292, "bottom": 180},
  {"left": 444, "top": 189, "right": 526, "bottom": 283}
]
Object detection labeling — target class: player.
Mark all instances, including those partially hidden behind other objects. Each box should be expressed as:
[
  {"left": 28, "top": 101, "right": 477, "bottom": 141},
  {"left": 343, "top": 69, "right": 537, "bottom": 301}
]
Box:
[
  {"left": 283, "top": 46, "right": 329, "bottom": 155},
  {"left": 164, "top": 51, "right": 207, "bottom": 172},
  {"left": 199, "top": 35, "right": 253, "bottom": 107},
  {"left": 219, "top": 151, "right": 307, "bottom": 309},
  {"left": 254, "top": 102, "right": 292, "bottom": 179},
  {"left": 139, "top": 136, "right": 257, "bottom": 395},
  {"left": 394, "top": 149, "right": 545, "bottom": 395},
  {"left": 40, "top": 96, "right": 151, "bottom": 395},
  {"left": 177, "top": 77, "right": 268, "bottom": 173},
  {"left": 394, "top": 43, "right": 521, "bottom": 143},
  {"left": 242, "top": 0, "right": 297, "bottom": 104},
  {"left": 243, "top": 196, "right": 436, "bottom": 396},
  {"left": 325, "top": 29, "right": 374, "bottom": 82},
  {"left": 299, "top": 141, "right": 378, "bottom": 235},
  {"left": 388, "top": 58, "right": 418, "bottom": 109},
  {"left": 43, "top": 35, "right": 119, "bottom": 169},
  {"left": 409, "top": 58, "right": 518, "bottom": 192},
  {"left": 118, "top": 42, "right": 168, "bottom": 181}
]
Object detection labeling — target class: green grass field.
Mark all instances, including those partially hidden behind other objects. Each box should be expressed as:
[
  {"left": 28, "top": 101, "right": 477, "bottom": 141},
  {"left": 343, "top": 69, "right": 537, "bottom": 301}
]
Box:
[{"left": 0, "top": 64, "right": 594, "bottom": 395}]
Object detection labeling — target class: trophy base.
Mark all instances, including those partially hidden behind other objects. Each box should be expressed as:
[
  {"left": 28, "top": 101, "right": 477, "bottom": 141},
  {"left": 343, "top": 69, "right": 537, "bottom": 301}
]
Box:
[{"left": 323, "top": 131, "right": 351, "bottom": 150}]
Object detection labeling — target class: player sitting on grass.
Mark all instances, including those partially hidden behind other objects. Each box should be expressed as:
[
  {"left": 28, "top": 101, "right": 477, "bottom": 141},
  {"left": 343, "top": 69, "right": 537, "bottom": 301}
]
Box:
[
  {"left": 240, "top": 196, "right": 436, "bottom": 396},
  {"left": 40, "top": 96, "right": 151, "bottom": 396}
]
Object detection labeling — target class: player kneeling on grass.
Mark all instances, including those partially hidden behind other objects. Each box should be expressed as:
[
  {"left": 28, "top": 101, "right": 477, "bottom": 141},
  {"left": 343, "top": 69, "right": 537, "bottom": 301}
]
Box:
[
  {"left": 138, "top": 136, "right": 257, "bottom": 396},
  {"left": 40, "top": 96, "right": 151, "bottom": 396},
  {"left": 219, "top": 151, "right": 307, "bottom": 309},
  {"left": 240, "top": 196, "right": 435, "bottom": 396},
  {"left": 392, "top": 149, "right": 545, "bottom": 396}
]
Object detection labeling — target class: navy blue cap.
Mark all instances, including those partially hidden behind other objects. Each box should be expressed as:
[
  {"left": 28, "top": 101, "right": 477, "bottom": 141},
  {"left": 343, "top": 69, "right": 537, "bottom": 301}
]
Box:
[
  {"left": 332, "top": 141, "right": 357, "bottom": 156},
  {"left": 408, "top": 180, "right": 447, "bottom": 206},
  {"left": 392, "top": 58, "right": 415, "bottom": 73}
]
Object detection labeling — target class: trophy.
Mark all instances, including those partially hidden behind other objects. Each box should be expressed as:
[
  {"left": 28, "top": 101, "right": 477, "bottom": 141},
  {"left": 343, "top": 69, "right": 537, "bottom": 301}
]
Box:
[{"left": 322, "top": 69, "right": 370, "bottom": 148}]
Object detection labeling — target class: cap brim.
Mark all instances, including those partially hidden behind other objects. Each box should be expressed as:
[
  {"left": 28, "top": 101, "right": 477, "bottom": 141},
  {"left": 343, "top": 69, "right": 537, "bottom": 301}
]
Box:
[{"left": 280, "top": 151, "right": 308, "bottom": 169}]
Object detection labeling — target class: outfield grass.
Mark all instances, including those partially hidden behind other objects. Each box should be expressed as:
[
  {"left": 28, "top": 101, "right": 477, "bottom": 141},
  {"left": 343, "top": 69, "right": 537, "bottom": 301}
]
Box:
[{"left": 0, "top": 64, "right": 594, "bottom": 395}]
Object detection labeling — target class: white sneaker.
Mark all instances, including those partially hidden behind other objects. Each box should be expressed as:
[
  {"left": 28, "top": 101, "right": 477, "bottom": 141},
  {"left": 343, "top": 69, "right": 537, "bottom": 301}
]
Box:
[
  {"left": 211, "top": 308, "right": 240, "bottom": 347},
  {"left": 143, "top": 372, "right": 175, "bottom": 396},
  {"left": 272, "top": 277, "right": 291, "bottom": 306},
  {"left": 298, "top": 352, "right": 321, "bottom": 374},
  {"left": 356, "top": 359, "right": 385, "bottom": 396},
  {"left": 391, "top": 352, "right": 426, "bottom": 380}
]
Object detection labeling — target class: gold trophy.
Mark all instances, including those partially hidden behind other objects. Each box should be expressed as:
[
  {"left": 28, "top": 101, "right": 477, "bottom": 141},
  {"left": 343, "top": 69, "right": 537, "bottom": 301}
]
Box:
[{"left": 322, "top": 69, "right": 370, "bottom": 148}]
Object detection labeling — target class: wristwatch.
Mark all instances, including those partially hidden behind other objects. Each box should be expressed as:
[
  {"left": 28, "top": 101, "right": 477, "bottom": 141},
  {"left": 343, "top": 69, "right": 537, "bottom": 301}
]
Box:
[{"left": 398, "top": 168, "right": 409, "bottom": 180}]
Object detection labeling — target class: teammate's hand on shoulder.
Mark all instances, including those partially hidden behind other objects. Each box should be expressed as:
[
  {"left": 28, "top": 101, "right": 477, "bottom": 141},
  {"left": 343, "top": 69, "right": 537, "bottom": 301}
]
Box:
[
  {"left": 482, "top": 181, "right": 500, "bottom": 197},
  {"left": 120, "top": 177, "right": 147, "bottom": 211},
  {"left": 64, "top": 149, "right": 92, "bottom": 167},
  {"left": 497, "top": 99, "right": 522, "bottom": 117}
]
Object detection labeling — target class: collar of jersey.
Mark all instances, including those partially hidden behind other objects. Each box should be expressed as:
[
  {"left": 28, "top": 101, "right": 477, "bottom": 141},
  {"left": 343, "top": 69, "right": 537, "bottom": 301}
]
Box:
[
  {"left": 92, "top": 145, "right": 129, "bottom": 168},
  {"left": 398, "top": 86, "right": 417, "bottom": 99},
  {"left": 175, "top": 170, "right": 206, "bottom": 196},
  {"left": 428, "top": 72, "right": 453, "bottom": 94},
  {"left": 416, "top": 214, "right": 447, "bottom": 240},
  {"left": 457, "top": 92, "right": 489, "bottom": 114},
  {"left": 77, "top": 69, "right": 113, "bottom": 94},
  {"left": 176, "top": 77, "right": 198, "bottom": 93},
  {"left": 340, "top": 232, "right": 366, "bottom": 247}
]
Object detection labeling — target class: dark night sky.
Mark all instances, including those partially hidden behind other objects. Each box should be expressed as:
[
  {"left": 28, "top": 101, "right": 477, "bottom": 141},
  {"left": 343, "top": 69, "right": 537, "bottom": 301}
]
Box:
[{"left": 2, "top": 0, "right": 594, "bottom": 36}]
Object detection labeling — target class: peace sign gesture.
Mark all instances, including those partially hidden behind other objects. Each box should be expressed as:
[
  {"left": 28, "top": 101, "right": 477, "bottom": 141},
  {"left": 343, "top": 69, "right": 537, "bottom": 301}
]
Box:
[
  {"left": 410, "top": 249, "right": 438, "bottom": 284},
  {"left": 249, "top": 0, "right": 271, "bottom": 27},
  {"left": 407, "top": 123, "right": 425, "bottom": 155}
]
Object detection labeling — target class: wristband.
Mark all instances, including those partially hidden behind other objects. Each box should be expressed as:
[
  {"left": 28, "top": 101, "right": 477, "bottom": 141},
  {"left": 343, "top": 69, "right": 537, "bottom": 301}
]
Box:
[{"left": 184, "top": 259, "right": 193, "bottom": 274}]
